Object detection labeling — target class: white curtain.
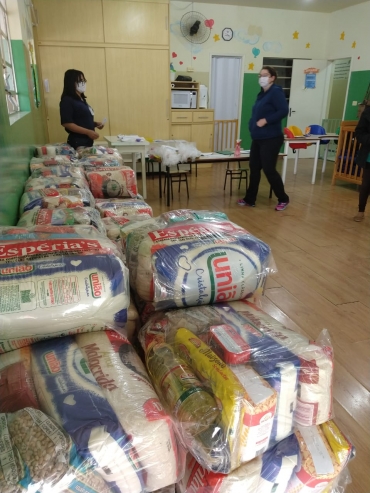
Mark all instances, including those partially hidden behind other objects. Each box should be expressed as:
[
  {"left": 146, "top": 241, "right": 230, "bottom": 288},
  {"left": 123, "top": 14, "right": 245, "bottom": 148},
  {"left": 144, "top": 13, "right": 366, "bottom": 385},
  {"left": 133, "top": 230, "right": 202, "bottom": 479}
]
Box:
[{"left": 210, "top": 56, "right": 242, "bottom": 121}]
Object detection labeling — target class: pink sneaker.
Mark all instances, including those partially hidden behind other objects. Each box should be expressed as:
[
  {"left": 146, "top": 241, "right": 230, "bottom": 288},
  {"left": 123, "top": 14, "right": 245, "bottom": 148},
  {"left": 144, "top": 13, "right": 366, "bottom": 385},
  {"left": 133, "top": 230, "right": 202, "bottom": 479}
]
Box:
[
  {"left": 237, "top": 199, "right": 255, "bottom": 207},
  {"left": 275, "top": 202, "right": 289, "bottom": 211}
]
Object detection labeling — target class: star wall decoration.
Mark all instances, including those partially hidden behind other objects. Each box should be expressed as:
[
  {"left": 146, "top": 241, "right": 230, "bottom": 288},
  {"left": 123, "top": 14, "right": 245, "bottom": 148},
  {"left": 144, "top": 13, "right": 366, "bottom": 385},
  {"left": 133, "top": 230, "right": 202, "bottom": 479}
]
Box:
[
  {"left": 293, "top": 31, "right": 299, "bottom": 39},
  {"left": 352, "top": 41, "right": 356, "bottom": 48},
  {"left": 340, "top": 31, "right": 345, "bottom": 40},
  {"left": 306, "top": 43, "right": 310, "bottom": 48},
  {"left": 248, "top": 62, "right": 254, "bottom": 70},
  {"left": 213, "top": 34, "right": 220, "bottom": 42}
]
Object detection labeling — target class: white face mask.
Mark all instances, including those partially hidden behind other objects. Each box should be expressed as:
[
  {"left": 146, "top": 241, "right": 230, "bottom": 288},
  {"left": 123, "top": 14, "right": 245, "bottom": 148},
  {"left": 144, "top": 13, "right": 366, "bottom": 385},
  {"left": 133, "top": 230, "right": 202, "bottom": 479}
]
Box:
[
  {"left": 258, "top": 76, "right": 270, "bottom": 88},
  {"left": 76, "top": 82, "right": 86, "bottom": 93}
]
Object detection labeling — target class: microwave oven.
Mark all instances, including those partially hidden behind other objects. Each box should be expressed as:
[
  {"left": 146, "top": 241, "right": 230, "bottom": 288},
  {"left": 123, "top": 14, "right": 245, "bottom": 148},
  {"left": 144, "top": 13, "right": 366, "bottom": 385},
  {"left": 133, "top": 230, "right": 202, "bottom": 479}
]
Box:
[{"left": 171, "top": 90, "right": 197, "bottom": 109}]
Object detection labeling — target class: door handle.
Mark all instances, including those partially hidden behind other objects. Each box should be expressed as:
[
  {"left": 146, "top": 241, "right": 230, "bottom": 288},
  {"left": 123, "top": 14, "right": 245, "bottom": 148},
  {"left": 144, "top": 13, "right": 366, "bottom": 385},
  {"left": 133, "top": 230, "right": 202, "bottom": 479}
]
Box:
[{"left": 289, "top": 108, "right": 296, "bottom": 117}]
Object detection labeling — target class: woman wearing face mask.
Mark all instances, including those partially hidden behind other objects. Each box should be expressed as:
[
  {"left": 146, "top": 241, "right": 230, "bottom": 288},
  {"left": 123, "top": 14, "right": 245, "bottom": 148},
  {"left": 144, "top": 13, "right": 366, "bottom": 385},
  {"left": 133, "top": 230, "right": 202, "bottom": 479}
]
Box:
[
  {"left": 237, "top": 66, "right": 290, "bottom": 211},
  {"left": 60, "top": 69, "right": 104, "bottom": 150}
]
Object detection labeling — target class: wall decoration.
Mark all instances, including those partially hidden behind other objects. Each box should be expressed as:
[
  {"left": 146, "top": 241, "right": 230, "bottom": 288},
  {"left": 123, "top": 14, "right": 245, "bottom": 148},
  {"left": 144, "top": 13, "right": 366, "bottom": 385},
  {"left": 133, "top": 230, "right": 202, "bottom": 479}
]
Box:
[
  {"left": 235, "top": 29, "right": 259, "bottom": 45},
  {"left": 248, "top": 63, "right": 255, "bottom": 70},
  {"left": 293, "top": 31, "right": 299, "bottom": 39},
  {"left": 193, "top": 56, "right": 197, "bottom": 60},
  {"left": 306, "top": 43, "right": 311, "bottom": 48},
  {"left": 262, "top": 41, "right": 282, "bottom": 54},
  {"left": 252, "top": 47, "right": 260, "bottom": 58},
  {"left": 179, "top": 61, "right": 183, "bottom": 65},
  {"left": 248, "top": 25, "right": 263, "bottom": 36},
  {"left": 305, "top": 73, "right": 316, "bottom": 88},
  {"left": 340, "top": 31, "right": 345, "bottom": 40},
  {"left": 172, "top": 52, "right": 178, "bottom": 58},
  {"left": 205, "top": 19, "right": 215, "bottom": 29},
  {"left": 222, "top": 28, "right": 234, "bottom": 41},
  {"left": 352, "top": 41, "right": 356, "bottom": 48},
  {"left": 213, "top": 34, "right": 220, "bottom": 42}
]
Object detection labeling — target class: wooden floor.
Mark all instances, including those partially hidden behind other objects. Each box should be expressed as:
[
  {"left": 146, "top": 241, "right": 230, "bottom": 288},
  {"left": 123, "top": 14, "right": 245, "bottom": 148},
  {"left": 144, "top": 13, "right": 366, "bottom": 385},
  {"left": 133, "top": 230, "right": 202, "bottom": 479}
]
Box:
[{"left": 140, "top": 157, "right": 370, "bottom": 493}]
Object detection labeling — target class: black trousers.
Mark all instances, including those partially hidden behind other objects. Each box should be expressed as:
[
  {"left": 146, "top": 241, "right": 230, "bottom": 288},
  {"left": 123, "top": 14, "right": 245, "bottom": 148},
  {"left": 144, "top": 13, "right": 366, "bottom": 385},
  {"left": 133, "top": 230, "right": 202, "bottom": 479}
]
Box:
[
  {"left": 67, "top": 134, "right": 93, "bottom": 150},
  {"left": 244, "top": 135, "right": 289, "bottom": 205},
  {"left": 359, "top": 167, "right": 370, "bottom": 212}
]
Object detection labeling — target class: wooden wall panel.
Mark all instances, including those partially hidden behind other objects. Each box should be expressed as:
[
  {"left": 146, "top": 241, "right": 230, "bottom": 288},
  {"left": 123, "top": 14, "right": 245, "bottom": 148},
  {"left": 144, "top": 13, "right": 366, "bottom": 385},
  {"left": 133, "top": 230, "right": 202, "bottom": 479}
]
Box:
[
  {"left": 105, "top": 47, "right": 169, "bottom": 139},
  {"left": 103, "top": 1, "right": 168, "bottom": 45},
  {"left": 34, "top": 0, "right": 104, "bottom": 43},
  {"left": 38, "top": 46, "right": 110, "bottom": 142}
]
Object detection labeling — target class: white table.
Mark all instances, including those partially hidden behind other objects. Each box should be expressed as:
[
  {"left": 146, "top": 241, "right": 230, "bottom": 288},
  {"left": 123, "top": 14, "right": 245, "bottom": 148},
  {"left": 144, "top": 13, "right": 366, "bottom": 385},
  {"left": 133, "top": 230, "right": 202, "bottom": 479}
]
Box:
[
  {"left": 104, "top": 137, "right": 149, "bottom": 199},
  {"left": 282, "top": 134, "right": 339, "bottom": 185}
]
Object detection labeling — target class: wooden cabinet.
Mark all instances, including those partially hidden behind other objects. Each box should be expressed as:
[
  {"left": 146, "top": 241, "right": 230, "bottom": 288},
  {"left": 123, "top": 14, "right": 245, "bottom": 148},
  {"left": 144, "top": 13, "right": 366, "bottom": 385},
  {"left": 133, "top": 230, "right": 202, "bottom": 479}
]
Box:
[{"left": 171, "top": 110, "right": 214, "bottom": 153}]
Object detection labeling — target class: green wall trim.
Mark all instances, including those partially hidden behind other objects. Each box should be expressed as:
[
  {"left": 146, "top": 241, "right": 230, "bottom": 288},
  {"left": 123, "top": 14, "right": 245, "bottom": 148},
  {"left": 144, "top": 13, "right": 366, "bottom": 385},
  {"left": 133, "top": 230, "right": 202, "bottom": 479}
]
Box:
[
  {"left": 344, "top": 70, "right": 370, "bottom": 120},
  {"left": 11, "top": 40, "right": 31, "bottom": 112},
  {"left": 240, "top": 73, "right": 259, "bottom": 150}
]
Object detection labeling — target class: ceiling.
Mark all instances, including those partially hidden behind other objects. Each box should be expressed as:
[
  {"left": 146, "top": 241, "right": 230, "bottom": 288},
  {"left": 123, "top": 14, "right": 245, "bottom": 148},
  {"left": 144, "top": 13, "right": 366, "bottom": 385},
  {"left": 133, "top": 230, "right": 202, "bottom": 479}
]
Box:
[{"left": 177, "top": 0, "right": 370, "bottom": 13}]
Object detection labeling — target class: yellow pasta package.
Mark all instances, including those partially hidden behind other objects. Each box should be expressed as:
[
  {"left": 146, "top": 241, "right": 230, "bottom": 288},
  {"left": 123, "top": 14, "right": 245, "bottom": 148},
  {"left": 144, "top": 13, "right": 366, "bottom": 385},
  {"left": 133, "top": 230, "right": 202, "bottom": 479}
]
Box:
[{"left": 174, "top": 328, "right": 245, "bottom": 471}]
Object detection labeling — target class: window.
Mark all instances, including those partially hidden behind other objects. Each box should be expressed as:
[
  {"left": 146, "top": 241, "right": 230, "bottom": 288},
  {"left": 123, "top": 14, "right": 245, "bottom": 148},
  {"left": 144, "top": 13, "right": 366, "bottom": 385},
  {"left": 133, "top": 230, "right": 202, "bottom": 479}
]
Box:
[{"left": 0, "top": 0, "right": 19, "bottom": 114}]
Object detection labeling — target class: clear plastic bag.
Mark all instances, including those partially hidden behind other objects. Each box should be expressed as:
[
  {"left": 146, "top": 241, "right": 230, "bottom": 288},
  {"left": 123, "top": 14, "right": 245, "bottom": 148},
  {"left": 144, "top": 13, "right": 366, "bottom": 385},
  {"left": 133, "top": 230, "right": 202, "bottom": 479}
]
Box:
[
  {"left": 126, "top": 219, "right": 275, "bottom": 310},
  {"left": 77, "top": 146, "right": 123, "bottom": 163},
  {"left": 102, "top": 214, "right": 153, "bottom": 243},
  {"left": 35, "top": 143, "right": 76, "bottom": 157},
  {"left": 19, "top": 188, "right": 95, "bottom": 213},
  {"left": 29, "top": 164, "right": 85, "bottom": 179},
  {"left": 79, "top": 156, "right": 124, "bottom": 170},
  {"left": 0, "top": 226, "right": 129, "bottom": 352},
  {"left": 17, "top": 207, "right": 106, "bottom": 235},
  {"left": 30, "top": 156, "right": 79, "bottom": 170},
  {"left": 24, "top": 175, "right": 89, "bottom": 192},
  {"left": 85, "top": 166, "right": 138, "bottom": 198},
  {"left": 95, "top": 198, "right": 153, "bottom": 218}
]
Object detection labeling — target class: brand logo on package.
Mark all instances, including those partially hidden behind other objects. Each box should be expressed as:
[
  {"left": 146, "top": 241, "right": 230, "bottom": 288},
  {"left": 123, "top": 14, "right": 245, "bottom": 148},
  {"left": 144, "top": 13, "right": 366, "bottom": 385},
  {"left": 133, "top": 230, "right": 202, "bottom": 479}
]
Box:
[
  {"left": 148, "top": 222, "right": 240, "bottom": 242},
  {"left": 208, "top": 251, "right": 236, "bottom": 304},
  {"left": 44, "top": 351, "right": 61, "bottom": 374},
  {"left": 0, "top": 239, "right": 102, "bottom": 259},
  {"left": 89, "top": 272, "right": 103, "bottom": 298},
  {"left": 0, "top": 265, "right": 34, "bottom": 275}
]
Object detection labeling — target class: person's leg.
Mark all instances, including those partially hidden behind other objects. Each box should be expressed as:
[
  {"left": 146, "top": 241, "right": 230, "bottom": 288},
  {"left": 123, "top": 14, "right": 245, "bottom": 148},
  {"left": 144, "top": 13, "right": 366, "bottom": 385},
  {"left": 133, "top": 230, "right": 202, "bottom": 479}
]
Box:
[
  {"left": 354, "top": 167, "right": 370, "bottom": 220},
  {"left": 243, "top": 140, "right": 262, "bottom": 205},
  {"left": 260, "top": 135, "right": 289, "bottom": 204}
]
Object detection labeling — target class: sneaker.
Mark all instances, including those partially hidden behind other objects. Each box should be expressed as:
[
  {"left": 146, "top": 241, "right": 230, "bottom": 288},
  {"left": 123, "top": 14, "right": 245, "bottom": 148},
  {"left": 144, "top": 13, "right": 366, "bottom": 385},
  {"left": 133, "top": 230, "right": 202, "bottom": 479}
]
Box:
[
  {"left": 353, "top": 212, "right": 365, "bottom": 222},
  {"left": 237, "top": 199, "right": 255, "bottom": 207},
  {"left": 275, "top": 202, "right": 289, "bottom": 211}
]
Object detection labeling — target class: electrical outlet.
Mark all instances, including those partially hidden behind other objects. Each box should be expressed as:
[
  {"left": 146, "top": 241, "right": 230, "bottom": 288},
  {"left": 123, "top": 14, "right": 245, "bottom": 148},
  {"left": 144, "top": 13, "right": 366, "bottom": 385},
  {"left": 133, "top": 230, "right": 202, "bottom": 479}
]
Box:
[
  {"left": 187, "top": 67, "right": 195, "bottom": 72},
  {"left": 352, "top": 101, "right": 358, "bottom": 106}
]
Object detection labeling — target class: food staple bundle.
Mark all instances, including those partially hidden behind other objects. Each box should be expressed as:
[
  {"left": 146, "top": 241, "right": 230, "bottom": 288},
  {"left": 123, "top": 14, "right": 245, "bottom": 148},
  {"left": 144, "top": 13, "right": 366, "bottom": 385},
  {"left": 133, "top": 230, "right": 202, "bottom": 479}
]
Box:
[{"left": 19, "top": 188, "right": 95, "bottom": 213}]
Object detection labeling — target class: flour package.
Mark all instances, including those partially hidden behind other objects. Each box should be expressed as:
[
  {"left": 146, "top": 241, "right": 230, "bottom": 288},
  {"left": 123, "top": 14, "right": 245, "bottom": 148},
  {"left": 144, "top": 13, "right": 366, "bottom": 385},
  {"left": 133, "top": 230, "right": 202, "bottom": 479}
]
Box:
[
  {"left": 86, "top": 167, "right": 138, "bottom": 199},
  {"left": 24, "top": 176, "right": 89, "bottom": 192},
  {"left": 177, "top": 453, "right": 262, "bottom": 493},
  {"left": 19, "top": 188, "right": 95, "bottom": 213},
  {"left": 96, "top": 198, "right": 153, "bottom": 218},
  {"left": 125, "top": 220, "right": 274, "bottom": 310},
  {"left": 0, "top": 226, "right": 129, "bottom": 352},
  {"left": 76, "top": 330, "right": 181, "bottom": 491},
  {"left": 18, "top": 207, "right": 106, "bottom": 235},
  {"left": 35, "top": 143, "right": 76, "bottom": 157},
  {"left": 286, "top": 421, "right": 354, "bottom": 493},
  {"left": 256, "top": 434, "right": 299, "bottom": 493},
  {"left": 31, "top": 337, "right": 147, "bottom": 493},
  {"left": 29, "top": 165, "right": 85, "bottom": 179}
]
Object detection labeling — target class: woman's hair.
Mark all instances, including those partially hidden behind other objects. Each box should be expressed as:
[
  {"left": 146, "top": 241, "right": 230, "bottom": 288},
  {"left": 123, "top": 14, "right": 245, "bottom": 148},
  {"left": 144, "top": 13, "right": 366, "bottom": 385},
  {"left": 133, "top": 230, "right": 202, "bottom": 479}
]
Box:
[
  {"left": 262, "top": 66, "right": 278, "bottom": 82},
  {"left": 61, "top": 69, "right": 87, "bottom": 101}
]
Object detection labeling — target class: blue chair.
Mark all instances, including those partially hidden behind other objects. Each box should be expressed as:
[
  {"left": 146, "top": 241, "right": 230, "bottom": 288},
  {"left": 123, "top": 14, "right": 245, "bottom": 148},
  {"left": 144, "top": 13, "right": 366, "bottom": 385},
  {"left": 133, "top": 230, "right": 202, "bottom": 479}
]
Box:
[{"left": 306, "top": 124, "right": 330, "bottom": 173}]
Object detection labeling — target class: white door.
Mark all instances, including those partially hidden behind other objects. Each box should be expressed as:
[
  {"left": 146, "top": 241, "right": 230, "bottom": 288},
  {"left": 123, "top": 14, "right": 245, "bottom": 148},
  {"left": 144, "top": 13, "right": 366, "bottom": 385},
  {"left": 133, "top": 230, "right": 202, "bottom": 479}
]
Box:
[
  {"left": 288, "top": 59, "right": 329, "bottom": 157},
  {"left": 210, "top": 55, "right": 243, "bottom": 150}
]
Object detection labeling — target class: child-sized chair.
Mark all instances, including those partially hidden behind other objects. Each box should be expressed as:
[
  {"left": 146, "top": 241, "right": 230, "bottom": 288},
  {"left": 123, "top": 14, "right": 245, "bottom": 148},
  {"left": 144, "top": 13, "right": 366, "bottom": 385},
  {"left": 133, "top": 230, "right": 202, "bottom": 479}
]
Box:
[
  {"left": 223, "top": 161, "right": 248, "bottom": 196},
  {"left": 306, "top": 124, "right": 330, "bottom": 173},
  {"left": 163, "top": 163, "right": 190, "bottom": 200}
]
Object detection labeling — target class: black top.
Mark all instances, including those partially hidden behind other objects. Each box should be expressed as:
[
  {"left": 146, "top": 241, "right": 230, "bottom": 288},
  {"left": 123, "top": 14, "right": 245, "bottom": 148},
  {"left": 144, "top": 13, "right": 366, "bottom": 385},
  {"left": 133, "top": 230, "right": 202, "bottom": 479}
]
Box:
[
  {"left": 249, "top": 84, "right": 288, "bottom": 140},
  {"left": 355, "top": 106, "right": 370, "bottom": 169},
  {"left": 60, "top": 95, "right": 95, "bottom": 136}
]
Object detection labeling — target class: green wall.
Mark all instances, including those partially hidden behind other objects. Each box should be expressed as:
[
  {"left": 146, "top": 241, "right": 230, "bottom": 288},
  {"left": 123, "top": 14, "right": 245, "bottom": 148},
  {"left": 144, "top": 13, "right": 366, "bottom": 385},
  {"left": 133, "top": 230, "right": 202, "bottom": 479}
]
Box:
[
  {"left": 0, "top": 42, "right": 47, "bottom": 226},
  {"left": 344, "top": 70, "right": 370, "bottom": 120},
  {"left": 240, "top": 73, "right": 259, "bottom": 150}
]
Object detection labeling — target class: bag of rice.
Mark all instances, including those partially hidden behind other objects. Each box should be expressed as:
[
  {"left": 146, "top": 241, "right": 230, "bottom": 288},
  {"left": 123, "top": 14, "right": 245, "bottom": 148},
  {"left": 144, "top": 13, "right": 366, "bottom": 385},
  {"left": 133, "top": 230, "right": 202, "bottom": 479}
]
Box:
[
  {"left": 18, "top": 207, "right": 106, "bottom": 235},
  {"left": 19, "top": 188, "right": 95, "bottom": 213}
]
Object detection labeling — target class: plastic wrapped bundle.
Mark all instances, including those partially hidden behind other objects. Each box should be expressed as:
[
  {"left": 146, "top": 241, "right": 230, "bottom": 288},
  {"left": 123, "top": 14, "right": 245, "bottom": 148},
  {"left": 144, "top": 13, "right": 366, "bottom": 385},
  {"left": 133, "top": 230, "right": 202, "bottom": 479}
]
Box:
[
  {"left": 31, "top": 337, "right": 146, "bottom": 493},
  {"left": 177, "top": 453, "right": 262, "bottom": 493},
  {"left": 95, "top": 198, "right": 153, "bottom": 218},
  {"left": 35, "top": 143, "right": 76, "bottom": 157},
  {"left": 0, "top": 226, "right": 129, "bottom": 352},
  {"left": 30, "top": 156, "right": 77, "bottom": 170},
  {"left": 77, "top": 146, "right": 123, "bottom": 163},
  {"left": 79, "top": 156, "right": 124, "bottom": 170},
  {"left": 19, "top": 188, "right": 95, "bottom": 213},
  {"left": 125, "top": 219, "right": 274, "bottom": 310},
  {"left": 86, "top": 166, "right": 138, "bottom": 198},
  {"left": 17, "top": 207, "right": 106, "bottom": 235},
  {"left": 160, "top": 209, "right": 228, "bottom": 224},
  {"left": 256, "top": 434, "right": 299, "bottom": 493},
  {"left": 29, "top": 165, "right": 85, "bottom": 179},
  {"left": 126, "top": 300, "right": 140, "bottom": 341},
  {"left": 24, "top": 175, "right": 89, "bottom": 192},
  {"left": 103, "top": 214, "right": 152, "bottom": 243},
  {"left": 76, "top": 330, "right": 180, "bottom": 491},
  {"left": 286, "top": 421, "right": 354, "bottom": 493}
]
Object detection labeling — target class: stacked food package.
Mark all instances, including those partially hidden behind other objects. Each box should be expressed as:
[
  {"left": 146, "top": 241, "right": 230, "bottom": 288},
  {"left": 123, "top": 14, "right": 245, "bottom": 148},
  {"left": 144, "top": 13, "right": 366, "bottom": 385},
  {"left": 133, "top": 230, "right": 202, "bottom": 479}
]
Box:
[{"left": 0, "top": 143, "right": 355, "bottom": 493}]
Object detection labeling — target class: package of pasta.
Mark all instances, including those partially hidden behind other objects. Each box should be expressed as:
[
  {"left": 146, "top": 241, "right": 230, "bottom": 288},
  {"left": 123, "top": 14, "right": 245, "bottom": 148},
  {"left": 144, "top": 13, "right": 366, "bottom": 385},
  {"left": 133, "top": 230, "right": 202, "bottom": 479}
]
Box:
[
  {"left": 29, "top": 164, "right": 85, "bottom": 179},
  {"left": 95, "top": 198, "right": 153, "bottom": 218},
  {"left": 177, "top": 453, "right": 262, "bottom": 493},
  {"left": 24, "top": 175, "right": 89, "bottom": 192},
  {"left": 286, "top": 421, "right": 354, "bottom": 493},
  {"left": 17, "top": 207, "right": 106, "bottom": 235},
  {"left": 0, "top": 226, "right": 129, "bottom": 352},
  {"left": 86, "top": 166, "right": 138, "bottom": 198},
  {"left": 35, "top": 143, "right": 76, "bottom": 157},
  {"left": 76, "top": 330, "right": 181, "bottom": 491},
  {"left": 125, "top": 219, "right": 274, "bottom": 310},
  {"left": 77, "top": 145, "right": 123, "bottom": 163},
  {"left": 19, "top": 188, "right": 95, "bottom": 213},
  {"left": 31, "top": 336, "right": 147, "bottom": 492},
  {"left": 102, "top": 214, "right": 152, "bottom": 243}
]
